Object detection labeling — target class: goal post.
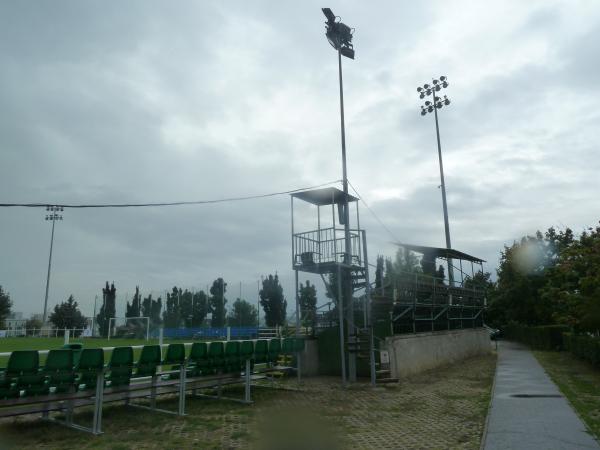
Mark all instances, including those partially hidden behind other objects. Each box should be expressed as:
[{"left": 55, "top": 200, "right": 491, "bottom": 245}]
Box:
[{"left": 108, "top": 316, "right": 150, "bottom": 341}]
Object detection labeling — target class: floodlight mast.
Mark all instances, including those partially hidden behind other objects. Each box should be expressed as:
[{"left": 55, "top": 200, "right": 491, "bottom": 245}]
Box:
[
  {"left": 322, "top": 7, "right": 356, "bottom": 384},
  {"left": 417, "top": 77, "right": 454, "bottom": 286},
  {"left": 42, "top": 205, "right": 64, "bottom": 325}
]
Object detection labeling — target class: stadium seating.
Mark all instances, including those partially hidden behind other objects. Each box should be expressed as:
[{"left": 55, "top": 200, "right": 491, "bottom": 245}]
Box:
[
  {"left": 188, "top": 342, "right": 209, "bottom": 377},
  {"left": 106, "top": 346, "right": 133, "bottom": 387},
  {"left": 134, "top": 345, "right": 161, "bottom": 378},
  {"left": 44, "top": 349, "right": 75, "bottom": 393},
  {"left": 76, "top": 348, "right": 104, "bottom": 391}
]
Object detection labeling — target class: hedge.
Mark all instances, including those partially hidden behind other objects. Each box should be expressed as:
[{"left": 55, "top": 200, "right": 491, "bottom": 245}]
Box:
[
  {"left": 563, "top": 333, "right": 600, "bottom": 367},
  {"left": 504, "top": 324, "right": 569, "bottom": 350}
]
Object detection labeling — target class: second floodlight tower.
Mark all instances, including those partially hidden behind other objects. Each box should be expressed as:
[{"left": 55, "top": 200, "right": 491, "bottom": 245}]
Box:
[{"left": 322, "top": 7, "right": 357, "bottom": 383}]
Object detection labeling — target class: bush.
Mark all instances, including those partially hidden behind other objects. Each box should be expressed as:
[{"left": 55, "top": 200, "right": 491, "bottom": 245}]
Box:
[
  {"left": 504, "top": 324, "right": 569, "bottom": 350},
  {"left": 563, "top": 333, "right": 600, "bottom": 367}
]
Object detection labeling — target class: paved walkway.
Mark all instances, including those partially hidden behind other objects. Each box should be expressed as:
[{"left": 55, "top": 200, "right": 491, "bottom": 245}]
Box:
[{"left": 484, "top": 341, "right": 600, "bottom": 450}]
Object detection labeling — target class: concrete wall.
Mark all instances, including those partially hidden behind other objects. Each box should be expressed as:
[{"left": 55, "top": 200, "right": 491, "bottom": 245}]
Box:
[
  {"left": 385, "top": 329, "right": 491, "bottom": 379},
  {"left": 300, "top": 339, "right": 319, "bottom": 377}
]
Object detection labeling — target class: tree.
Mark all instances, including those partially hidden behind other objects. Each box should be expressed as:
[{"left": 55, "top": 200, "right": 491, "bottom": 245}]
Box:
[
  {"left": 141, "top": 293, "right": 162, "bottom": 329},
  {"left": 25, "top": 317, "right": 43, "bottom": 330},
  {"left": 209, "top": 278, "right": 227, "bottom": 327},
  {"left": 163, "top": 287, "right": 183, "bottom": 328},
  {"left": 227, "top": 298, "right": 258, "bottom": 327},
  {"left": 541, "top": 225, "right": 600, "bottom": 332},
  {"left": 260, "top": 274, "right": 287, "bottom": 327},
  {"left": 191, "top": 290, "right": 210, "bottom": 327},
  {"left": 299, "top": 280, "right": 317, "bottom": 330},
  {"left": 96, "top": 282, "right": 116, "bottom": 337},
  {"left": 49, "top": 295, "right": 87, "bottom": 332},
  {"left": 126, "top": 286, "right": 142, "bottom": 319},
  {"left": 374, "top": 256, "right": 384, "bottom": 291},
  {"left": 0, "top": 286, "right": 12, "bottom": 329}
]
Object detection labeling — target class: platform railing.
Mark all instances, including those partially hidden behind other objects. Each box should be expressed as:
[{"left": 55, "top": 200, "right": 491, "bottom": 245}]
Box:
[{"left": 293, "top": 227, "right": 363, "bottom": 267}]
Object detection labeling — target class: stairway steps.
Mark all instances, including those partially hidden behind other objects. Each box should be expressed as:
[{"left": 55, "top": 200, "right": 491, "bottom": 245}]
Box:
[{"left": 376, "top": 377, "right": 399, "bottom": 384}]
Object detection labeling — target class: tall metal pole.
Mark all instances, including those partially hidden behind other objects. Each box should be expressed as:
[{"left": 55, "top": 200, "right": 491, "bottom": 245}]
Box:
[
  {"left": 337, "top": 47, "right": 356, "bottom": 383},
  {"left": 43, "top": 212, "right": 57, "bottom": 325},
  {"left": 432, "top": 99, "right": 454, "bottom": 286}
]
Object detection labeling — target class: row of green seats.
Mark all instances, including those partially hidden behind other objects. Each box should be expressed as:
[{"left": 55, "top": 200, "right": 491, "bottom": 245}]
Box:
[{"left": 0, "top": 338, "right": 305, "bottom": 400}]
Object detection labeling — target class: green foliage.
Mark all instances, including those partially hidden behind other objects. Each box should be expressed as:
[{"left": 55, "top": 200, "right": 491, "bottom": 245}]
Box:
[
  {"left": 227, "top": 298, "right": 258, "bottom": 327},
  {"left": 542, "top": 225, "right": 600, "bottom": 332},
  {"left": 161, "top": 287, "right": 210, "bottom": 328},
  {"left": 163, "top": 286, "right": 183, "bottom": 328},
  {"left": 374, "top": 256, "right": 384, "bottom": 290},
  {"left": 504, "top": 324, "right": 569, "bottom": 350},
  {"left": 0, "top": 286, "right": 12, "bottom": 329},
  {"left": 209, "top": 278, "right": 227, "bottom": 327},
  {"left": 141, "top": 293, "right": 162, "bottom": 329},
  {"left": 25, "top": 318, "right": 43, "bottom": 330},
  {"left": 49, "top": 295, "right": 87, "bottom": 331},
  {"left": 299, "top": 280, "right": 317, "bottom": 330},
  {"left": 96, "top": 282, "right": 116, "bottom": 337},
  {"left": 260, "top": 274, "right": 287, "bottom": 327},
  {"left": 563, "top": 333, "right": 600, "bottom": 367},
  {"left": 126, "top": 286, "right": 142, "bottom": 319}
]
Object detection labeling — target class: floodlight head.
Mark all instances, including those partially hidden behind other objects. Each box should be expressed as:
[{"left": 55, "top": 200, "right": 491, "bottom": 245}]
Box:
[
  {"left": 45, "top": 215, "right": 49, "bottom": 220},
  {"left": 444, "top": 99, "right": 451, "bottom": 105},
  {"left": 424, "top": 84, "right": 430, "bottom": 89},
  {"left": 417, "top": 87, "right": 422, "bottom": 92},
  {"left": 322, "top": 7, "right": 336, "bottom": 23},
  {"left": 420, "top": 93, "right": 424, "bottom": 99},
  {"left": 421, "top": 110, "right": 427, "bottom": 116},
  {"left": 440, "top": 76, "right": 447, "bottom": 81},
  {"left": 428, "top": 106, "right": 434, "bottom": 112},
  {"left": 442, "top": 82, "right": 448, "bottom": 88},
  {"left": 323, "top": 8, "right": 355, "bottom": 59},
  {"left": 425, "top": 101, "right": 431, "bottom": 106},
  {"left": 435, "top": 85, "right": 441, "bottom": 91},
  {"left": 433, "top": 79, "right": 439, "bottom": 85}
]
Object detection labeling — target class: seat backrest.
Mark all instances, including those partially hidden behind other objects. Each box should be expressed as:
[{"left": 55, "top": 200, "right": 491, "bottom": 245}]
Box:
[
  {"left": 254, "top": 340, "right": 268, "bottom": 355},
  {"left": 240, "top": 341, "right": 254, "bottom": 358},
  {"left": 190, "top": 342, "right": 208, "bottom": 361},
  {"left": 225, "top": 341, "right": 240, "bottom": 357},
  {"left": 77, "top": 348, "right": 104, "bottom": 371},
  {"left": 163, "top": 344, "right": 185, "bottom": 365},
  {"left": 44, "top": 349, "right": 73, "bottom": 372},
  {"left": 268, "top": 338, "right": 281, "bottom": 354},
  {"left": 109, "top": 347, "right": 133, "bottom": 368},
  {"left": 208, "top": 341, "right": 224, "bottom": 358},
  {"left": 282, "top": 337, "right": 295, "bottom": 354},
  {"left": 136, "top": 345, "right": 161, "bottom": 377},
  {"left": 7, "top": 350, "right": 39, "bottom": 375}
]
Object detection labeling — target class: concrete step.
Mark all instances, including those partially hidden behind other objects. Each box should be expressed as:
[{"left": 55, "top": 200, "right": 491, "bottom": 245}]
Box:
[{"left": 376, "top": 369, "right": 390, "bottom": 375}]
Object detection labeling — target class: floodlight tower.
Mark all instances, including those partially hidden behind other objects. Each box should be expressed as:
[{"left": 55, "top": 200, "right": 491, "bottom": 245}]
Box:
[
  {"left": 417, "top": 77, "right": 455, "bottom": 286},
  {"left": 322, "top": 7, "right": 357, "bottom": 382},
  {"left": 43, "top": 205, "right": 64, "bottom": 324}
]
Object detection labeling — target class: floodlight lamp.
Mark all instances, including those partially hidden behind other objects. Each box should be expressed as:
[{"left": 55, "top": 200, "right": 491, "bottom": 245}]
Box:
[
  {"left": 440, "top": 76, "right": 446, "bottom": 81},
  {"left": 428, "top": 106, "right": 434, "bottom": 112},
  {"left": 421, "top": 110, "right": 427, "bottom": 116},
  {"left": 60, "top": 206, "right": 64, "bottom": 211},
  {"left": 435, "top": 85, "right": 441, "bottom": 91},
  {"left": 322, "top": 8, "right": 336, "bottom": 23},
  {"left": 433, "top": 79, "right": 438, "bottom": 85},
  {"left": 424, "top": 84, "right": 430, "bottom": 89},
  {"left": 426, "top": 90, "right": 432, "bottom": 96},
  {"left": 417, "top": 87, "right": 422, "bottom": 92},
  {"left": 425, "top": 101, "right": 431, "bottom": 106},
  {"left": 45, "top": 215, "right": 49, "bottom": 220},
  {"left": 442, "top": 82, "right": 448, "bottom": 88},
  {"left": 420, "top": 93, "right": 425, "bottom": 99},
  {"left": 46, "top": 206, "right": 50, "bottom": 211},
  {"left": 445, "top": 99, "right": 451, "bottom": 105}
]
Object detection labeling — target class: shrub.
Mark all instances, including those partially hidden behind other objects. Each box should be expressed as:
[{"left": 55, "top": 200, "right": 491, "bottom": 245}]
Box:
[
  {"left": 563, "top": 333, "right": 600, "bottom": 367},
  {"left": 504, "top": 324, "right": 569, "bottom": 350}
]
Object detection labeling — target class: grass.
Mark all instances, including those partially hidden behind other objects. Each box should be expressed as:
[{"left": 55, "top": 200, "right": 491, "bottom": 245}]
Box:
[{"left": 534, "top": 350, "right": 600, "bottom": 440}]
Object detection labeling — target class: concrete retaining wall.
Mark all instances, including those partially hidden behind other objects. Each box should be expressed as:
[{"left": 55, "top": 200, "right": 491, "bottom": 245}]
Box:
[
  {"left": 300, "top": 339, "right": 319, "bottom": 377},
  {"left": 385, "top": 328, "right": 491, "bottom": 379}
]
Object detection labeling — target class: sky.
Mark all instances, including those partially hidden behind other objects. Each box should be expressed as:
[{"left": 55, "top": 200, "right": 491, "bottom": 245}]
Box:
[{"left": 1, "top": 0, "right": 599, "bottom": 318}]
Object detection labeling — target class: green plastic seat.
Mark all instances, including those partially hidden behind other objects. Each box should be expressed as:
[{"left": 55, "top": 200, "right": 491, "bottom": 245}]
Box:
[
  {"left": 282, "top": 337, "right": 295, "bottom": 355},
  {"left": 208, "top": 341, "right": 225, "bottom": 373},
  {"left": 76, "top": 348, "right": 104, "bottom": 391},
  {"left": 224, "top": 341, "right": 241, "bottom": 373},
  {"left": 135, "top": 345, "right": 161, "bottom": 378},
  {"left": 253, "top": 340, "right": 269, "bottom": 364},
  {"left": 8, "top": 351, "right": 48, "bottom": 396},
  {"left": 162, "top": 344, "right": 186, "bottom": 379},
  {"left": 188, "top": 343, "right": 209, "bottom": 377},
  {"left": 240, "top": 340, "right": 254, "bottom": 371},
  {"left": 107, "top": 347, "right": 133, "bottom": 387},
  {"left": 62, "top": 343, "right": 84, "bottom": 366},
  {"left": 268, "top": 338, "right": 282, "bottom": 363},
  {"left": 44, "top": 349, "right": 75, "bottom": 393}
]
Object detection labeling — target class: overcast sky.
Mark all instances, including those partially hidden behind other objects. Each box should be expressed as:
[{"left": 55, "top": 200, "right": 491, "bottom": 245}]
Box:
[{"left": 1, "top": 1, "right": 599, "bottom": 318}]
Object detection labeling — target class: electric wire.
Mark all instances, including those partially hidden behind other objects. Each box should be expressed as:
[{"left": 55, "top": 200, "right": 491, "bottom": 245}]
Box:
[
  {"left": 348, "top": 179, "right": 400, "bottom": 243},
  {"left": 0, "top": 179, "right": 342, "bottom": 209}
]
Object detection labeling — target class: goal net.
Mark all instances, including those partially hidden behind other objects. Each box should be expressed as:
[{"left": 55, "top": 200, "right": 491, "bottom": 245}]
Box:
[{"left": 108, "top": 316, "right": 150, "bottom": 341}]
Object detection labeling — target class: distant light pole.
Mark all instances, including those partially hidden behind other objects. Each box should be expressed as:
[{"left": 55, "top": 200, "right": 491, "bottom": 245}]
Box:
[
  {"left": 43, "top": 205, "right": 63, "bottom": 324},
  {"left": 322, "top": 7, "right": 356, "bottom": 383},
  {"left": 417, "top": 76, "right": 454, "bottom": 285}
]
